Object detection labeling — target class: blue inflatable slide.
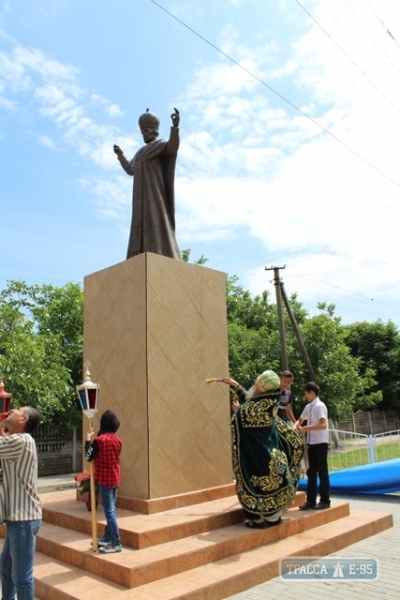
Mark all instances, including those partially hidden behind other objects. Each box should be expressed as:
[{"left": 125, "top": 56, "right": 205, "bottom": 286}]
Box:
[{"left": 297, "top": 458, "right": 400, "bottom": 495}]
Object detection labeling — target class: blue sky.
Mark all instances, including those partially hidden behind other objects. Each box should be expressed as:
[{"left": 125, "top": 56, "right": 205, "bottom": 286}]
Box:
[{"left": 1, "top": 0, "right": 400, "bottom": 326}]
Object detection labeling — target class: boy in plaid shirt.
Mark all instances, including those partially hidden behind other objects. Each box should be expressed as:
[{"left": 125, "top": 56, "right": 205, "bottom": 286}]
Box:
[{"left": 85, "top": 410, "right": 122, "bottom": 553}]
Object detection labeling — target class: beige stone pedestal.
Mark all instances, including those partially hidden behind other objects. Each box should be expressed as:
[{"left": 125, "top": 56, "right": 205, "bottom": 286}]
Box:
[{"left": 83, "top": 253, "right": 232, "bottom": 508}]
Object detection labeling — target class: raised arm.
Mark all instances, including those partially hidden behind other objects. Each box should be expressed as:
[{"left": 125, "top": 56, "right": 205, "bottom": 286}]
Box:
[
  {"left": 113, "top": 144, "right": 134, "bottom": 176},
  {"left": 221, "top": 377, "right": 247, "bottom": 404},
  {"left": 170, "top": 107, "right": 180, "bottom": 128},
  {"left": 221, "top": 377, "right": 240, "bottom": 388},
  {"left": 164, "top": 108, "right": 180, "bottom": 155}
]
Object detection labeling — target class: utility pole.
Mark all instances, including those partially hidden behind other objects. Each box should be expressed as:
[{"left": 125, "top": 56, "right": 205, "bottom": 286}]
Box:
[
  {"left": 265, "top": 265, "right": 317, "bottom": 381},
  {"left": 279, "top": 280, "right": 317, "bottom": 381},
  {"left": 265, "top": 265, "right": 288, "bottom": 370}
]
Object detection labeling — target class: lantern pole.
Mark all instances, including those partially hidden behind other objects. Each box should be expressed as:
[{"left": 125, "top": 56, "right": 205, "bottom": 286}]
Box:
[
  {"left": 0, "top": 376, "right": 12, "bottom": 434},
  {"left": 88, "top": 436, "right": 97, "bottom": 550},
  {"left": 76, "top": 361, "right": 100, "bottom": 552}
]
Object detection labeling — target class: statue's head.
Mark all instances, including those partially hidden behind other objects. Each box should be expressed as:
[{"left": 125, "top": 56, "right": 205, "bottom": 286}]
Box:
[{"left": 138, "top": 109, "right": 159, "bottom": 143}]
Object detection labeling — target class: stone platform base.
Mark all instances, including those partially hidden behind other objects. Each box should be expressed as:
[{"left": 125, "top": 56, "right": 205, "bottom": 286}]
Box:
[
  {"left": 9, "top": 488, "right": 393, "bottom": 600},
  {"left": 77, "top": 483, "right": 237, "bottom": 514}
]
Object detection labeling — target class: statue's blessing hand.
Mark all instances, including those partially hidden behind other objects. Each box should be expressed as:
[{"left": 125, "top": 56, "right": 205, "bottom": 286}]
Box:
[{"left": 171, "top": 108, "right": 180, "bottom": 127}]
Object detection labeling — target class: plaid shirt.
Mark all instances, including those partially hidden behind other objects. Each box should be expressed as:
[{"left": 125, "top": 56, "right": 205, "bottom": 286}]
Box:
[{"left": 86, "top": 432, "right": 122, "bottom": 488}]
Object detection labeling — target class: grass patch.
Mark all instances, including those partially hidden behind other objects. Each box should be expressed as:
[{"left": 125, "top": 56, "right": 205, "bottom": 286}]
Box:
[{"left": 328, "top": 441, "right": 400, "bottom": 471}]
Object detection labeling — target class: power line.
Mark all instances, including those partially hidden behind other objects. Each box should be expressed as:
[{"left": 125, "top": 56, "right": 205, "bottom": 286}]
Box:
[
  {"left": 363, "top": 0, "right": 400, "bottom": 49},
  {"left": 267, "top": 269, "right": 374, "bottom": 306},
  {"left": 287, "top": 266, "right": 400, "bottom": 313},
  {"left": 288, "top": 267, "right": 375, "bottom": 301},
  {"left": 150, "top": 0, "right": 400, "bottom": 190},
  {"left": 298, "top": 256, "right": 400, "bottom": 276},
  {"left": 341, "top": 0, "right": 400, "bottom": 78},
  {"left": 260, "top": 260, "right": 400, "bottom": 314},
  {"left": 293, "top": 0, "right": 400, "bottom": 115},
  {"left": 251, "top": 264, "right": 400, "bottom": 322}
]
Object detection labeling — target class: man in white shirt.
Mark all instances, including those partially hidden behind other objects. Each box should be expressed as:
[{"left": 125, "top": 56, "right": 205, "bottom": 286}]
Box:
[{"left": 295, "top": 382, "right": 330, "bottom": 510}]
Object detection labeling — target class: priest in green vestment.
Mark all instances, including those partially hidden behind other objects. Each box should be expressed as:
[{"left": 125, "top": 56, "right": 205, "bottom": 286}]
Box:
[{"left": 223, "top": 370, "right": 304, "bottom": 529}]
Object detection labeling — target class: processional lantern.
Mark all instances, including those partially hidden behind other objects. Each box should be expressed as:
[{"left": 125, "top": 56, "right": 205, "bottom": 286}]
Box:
[
  {"left": 0, "top": 376, "right": 12, "bottom": 420},
  {"left": 76, "top": 361, "right": 100, "bottom": 551},
  {"left": 76, "top": 361, "right": 100, "bottom": 422}
]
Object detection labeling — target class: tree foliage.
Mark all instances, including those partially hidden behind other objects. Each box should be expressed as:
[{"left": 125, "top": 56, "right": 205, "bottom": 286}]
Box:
[
  {"left": 343, "top": 320, "right": 400, "bottom": 410},
  {"left": 225, "top": 286, "right": 381, "bottom": 420},
  {"left": 1, "top": 267, "right": 398, "bottom": 429},
  {"left": 181, "top": 249, "right": 208, "bottom": 265},
  {"left": 297, "top": 303, "right": 380, "bottom": 420},
  {"left": 0, "top": 281, "right": 83, "bottom": 426}
]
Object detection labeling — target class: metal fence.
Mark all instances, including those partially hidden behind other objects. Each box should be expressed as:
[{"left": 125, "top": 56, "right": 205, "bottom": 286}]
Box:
[
  {"left": 32, "top": 424, "right": 83, "bottom": 477},
  {"left": 334, "top": 408, "right": 400, "bottom": 435},
  {"left": 32, "top": 414, "right": 400, "bottom": 477},
  {"left": 327, "top": 428, "right": 400, "bottom": 472}
]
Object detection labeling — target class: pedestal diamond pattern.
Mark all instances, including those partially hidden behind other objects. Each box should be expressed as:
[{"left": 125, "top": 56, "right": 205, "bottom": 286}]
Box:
[{"left": 84, "top": 253, "right": 231, "bottom": 500}]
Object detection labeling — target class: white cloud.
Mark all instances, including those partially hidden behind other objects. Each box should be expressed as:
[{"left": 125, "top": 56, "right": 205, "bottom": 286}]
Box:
[
  {"left": 172, "top": 0, "right": 400, "bottom": 320},
  {"left": 0, "top": 49, "right": 33, "bottom": 92},
  {"left": 0, "top": 94, "right": 17, "bottom": 110},
  {"left": 2, "top": 0, "right": 400, "bottom": 326},
  {"left": 0, "top": 39, "right": 125, "bottom": 173},
  {"left": 37, "top": 134, "right": 56, "bottom": 149},
  {"left": 14, "top": 45, "right": 79, "bottom": 81},
  {"left": 108, "top": 104, "right": 122, "bottom": 118},
  {"left": 90, "top": 93, "right": 123, "bottom": 118},
  {"left": 79, "top": 175, "right": 130, "bottom": 225}
]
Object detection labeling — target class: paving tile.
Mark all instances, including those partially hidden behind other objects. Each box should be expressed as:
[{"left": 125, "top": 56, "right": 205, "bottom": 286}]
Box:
[{"left": 226, "top": 494, "right": 399, "bottom": 600}]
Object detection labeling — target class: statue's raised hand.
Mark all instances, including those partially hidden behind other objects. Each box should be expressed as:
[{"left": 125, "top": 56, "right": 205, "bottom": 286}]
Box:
[
  {"left": 171, "top": 108, "right": 180, "bottom": 128},
  {"left": 113, "top": 144, "right": 123, "bottom": 156}
]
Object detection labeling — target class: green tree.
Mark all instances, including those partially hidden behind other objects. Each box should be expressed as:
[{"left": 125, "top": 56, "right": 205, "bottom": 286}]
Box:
[
  {"left": 226, "top": 284, "right": 380, "bottom": 421},
  {"left": 226, "top": 281, "right": 305, "bottom": 393},
  {"left": 343, "top": 320, "right": 400, "bottom": 410},
  {"left": 298, "top": 303, "right": 380, "bottom": 420},
  {"left": 0, "top": 272, "right": 386, "bottom": 427},
  {"left": 181, "top": 249, "right": 208, "bottom": 265},
  {"left": 226, "top": 276, "right": 278, "bottom": 387},
  {"left": 0, "top": 281, "right": 83, "bottom": 425}
]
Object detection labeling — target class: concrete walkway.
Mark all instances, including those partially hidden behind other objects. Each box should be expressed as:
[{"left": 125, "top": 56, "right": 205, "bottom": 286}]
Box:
[
  {"left": 38, "top": 473, "right": 79, "bottom": 494},
  {"left": 37, "top": 476, "right": 399, "bottom": 600},
  {"left": 226, "top": 493, "right": 400, "bottom": 600}
]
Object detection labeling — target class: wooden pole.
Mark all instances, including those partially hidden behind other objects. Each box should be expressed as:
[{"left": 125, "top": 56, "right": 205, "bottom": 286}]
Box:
[
  {"left": 266, "top": 266, "right": 288, "bottom": 370},
  {"left": 89, "top": 461, "right": 98, "bottom": 551},
  {"left": 88, "top": 421, "right": 98, "bottom": 552},
  {"left": 280, "top": 281, "right": 317, "bottom": 381}
]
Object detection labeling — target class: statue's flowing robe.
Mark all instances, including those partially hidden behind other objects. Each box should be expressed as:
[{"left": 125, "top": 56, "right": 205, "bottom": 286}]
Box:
[
  {"left": 118, "top": 127, "right": 181, "bottom": 259},
  {"left": 231, "top": 389, "right": 304, "bottom": 519}
]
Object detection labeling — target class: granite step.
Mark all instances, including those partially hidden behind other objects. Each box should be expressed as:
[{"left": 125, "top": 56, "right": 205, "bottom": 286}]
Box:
[
  {"left": 41, "top": 489, "right": 306, "bottom": 549},
  {"left": 33, "top": 508, "right": 393, "bottom": 600},
  {"left": 36, "top": 502, "right": 350, "bottom": 589}
]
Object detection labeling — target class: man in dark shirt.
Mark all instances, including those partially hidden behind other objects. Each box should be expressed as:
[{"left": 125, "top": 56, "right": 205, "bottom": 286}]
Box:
[{"left": 277, "top": 370, "right": 296, "bottom": 424}]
